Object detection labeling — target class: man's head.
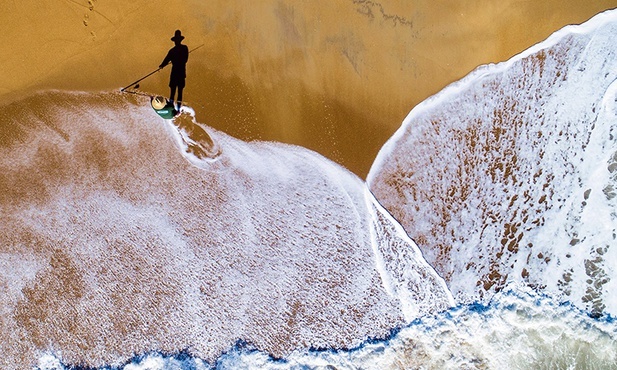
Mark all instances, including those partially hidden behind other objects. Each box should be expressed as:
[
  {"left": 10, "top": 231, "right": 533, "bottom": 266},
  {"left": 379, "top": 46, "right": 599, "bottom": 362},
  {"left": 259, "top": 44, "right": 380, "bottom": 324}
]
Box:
[{"left": 171, "top": 30, "right": 184, "bottom": 45}]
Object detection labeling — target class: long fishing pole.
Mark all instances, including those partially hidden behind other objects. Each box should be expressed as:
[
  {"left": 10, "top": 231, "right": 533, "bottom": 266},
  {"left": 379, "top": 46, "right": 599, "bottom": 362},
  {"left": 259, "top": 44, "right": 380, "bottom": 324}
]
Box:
[
  {"left": 120, "top": 89, "right": 155, "bottom": 98},
  {"left": 120, "top": 43, "right": 205, "bottom": 92},
  {"left": 120, "top": 68, "right": 161, "bottom": 92}
]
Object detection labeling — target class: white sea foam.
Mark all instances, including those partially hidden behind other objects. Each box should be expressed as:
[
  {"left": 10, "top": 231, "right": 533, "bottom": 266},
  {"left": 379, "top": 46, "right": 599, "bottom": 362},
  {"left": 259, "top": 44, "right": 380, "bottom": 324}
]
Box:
[
  {"left": 368, "top": 9, "right": 617, "bottom": 316},
  {"left": 36, "top": 286, "right": 617, "bottom": 370},
  {"left": 365, "top": 187, "right": 454, "bottom": 321},
  {"left": 0, "top": 91, "right": 451, "bottom": 368}
]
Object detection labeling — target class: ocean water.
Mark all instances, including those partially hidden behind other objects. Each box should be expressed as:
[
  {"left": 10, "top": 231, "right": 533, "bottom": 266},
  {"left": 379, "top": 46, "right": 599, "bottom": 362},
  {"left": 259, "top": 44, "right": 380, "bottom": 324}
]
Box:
[
  {"left": 369, "top": 9, "right": 617, "bottom": 318},
  {"left": 37, "top": 286, "right": 617, "bottom": 369}
]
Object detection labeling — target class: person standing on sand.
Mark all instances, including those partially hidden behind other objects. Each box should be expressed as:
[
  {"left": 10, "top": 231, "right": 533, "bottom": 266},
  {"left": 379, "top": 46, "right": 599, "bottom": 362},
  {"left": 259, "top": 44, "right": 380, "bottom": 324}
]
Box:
[{"left": 160, "top": 30, "right": 189, "bottom": 111}]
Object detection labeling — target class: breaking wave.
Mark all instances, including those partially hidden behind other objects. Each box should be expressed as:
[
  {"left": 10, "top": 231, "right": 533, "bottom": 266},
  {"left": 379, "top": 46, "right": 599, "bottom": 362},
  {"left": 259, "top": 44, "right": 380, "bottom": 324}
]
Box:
[
  {"left": 368, "top": 9, "right": 617, "bottom": 317},
  {"left": 37, "top": 286, "right": 617, "bottom": 369}
]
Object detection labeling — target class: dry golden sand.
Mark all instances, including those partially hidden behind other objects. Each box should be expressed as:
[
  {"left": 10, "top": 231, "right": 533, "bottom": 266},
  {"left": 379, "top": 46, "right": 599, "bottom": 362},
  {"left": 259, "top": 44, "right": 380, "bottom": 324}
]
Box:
[{"left": 2, "top": 1, "right": 617, "bottom": 176}]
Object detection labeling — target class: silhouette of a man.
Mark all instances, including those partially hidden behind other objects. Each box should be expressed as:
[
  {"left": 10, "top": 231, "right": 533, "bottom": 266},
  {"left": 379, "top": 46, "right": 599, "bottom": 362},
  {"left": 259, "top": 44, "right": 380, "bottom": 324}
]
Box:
[{"left": 160, "top": 30, "right": 189, "bottom": 110}]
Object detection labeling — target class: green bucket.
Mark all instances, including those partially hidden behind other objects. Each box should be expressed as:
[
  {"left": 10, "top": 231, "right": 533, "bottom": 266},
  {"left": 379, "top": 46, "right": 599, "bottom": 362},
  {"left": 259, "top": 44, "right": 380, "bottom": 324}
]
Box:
[{"left": 151, "top": 96, "right": 178, "bottom": 119}]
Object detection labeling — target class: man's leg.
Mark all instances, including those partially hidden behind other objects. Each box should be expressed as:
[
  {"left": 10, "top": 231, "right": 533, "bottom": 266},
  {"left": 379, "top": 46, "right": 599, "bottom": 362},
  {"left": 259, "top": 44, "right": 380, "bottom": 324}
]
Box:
[
  {"left": 176, "top": 86, "right": 183, "bottom": 110},
  {"left": 169, "top": 85, "right": 177, "bottom": 103}
]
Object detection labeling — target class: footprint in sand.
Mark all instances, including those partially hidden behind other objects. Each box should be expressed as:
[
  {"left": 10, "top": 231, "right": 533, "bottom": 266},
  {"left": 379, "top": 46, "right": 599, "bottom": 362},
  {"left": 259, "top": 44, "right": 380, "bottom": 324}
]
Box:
[{"left": 83, "top": 0, "right": 96, "bottom": 26}]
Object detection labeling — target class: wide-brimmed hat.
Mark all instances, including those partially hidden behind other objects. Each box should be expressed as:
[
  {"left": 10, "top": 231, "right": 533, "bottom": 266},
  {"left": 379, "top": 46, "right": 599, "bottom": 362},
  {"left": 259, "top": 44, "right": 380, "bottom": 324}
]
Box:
[{"left": 171, "top": 30, "right": 185, "bottom": 42}]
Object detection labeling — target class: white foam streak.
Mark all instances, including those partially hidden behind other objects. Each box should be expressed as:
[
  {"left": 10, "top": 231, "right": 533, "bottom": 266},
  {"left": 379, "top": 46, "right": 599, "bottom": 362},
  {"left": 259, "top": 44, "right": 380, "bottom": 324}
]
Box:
[{"left": 365, "top": 187, "right": 454, "bottom": 321}]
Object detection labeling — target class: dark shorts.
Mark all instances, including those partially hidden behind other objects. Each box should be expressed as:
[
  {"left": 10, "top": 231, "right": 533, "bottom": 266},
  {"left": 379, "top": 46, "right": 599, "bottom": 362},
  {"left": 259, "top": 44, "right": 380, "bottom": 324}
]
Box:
[
  {"left": 170, "top": 79, "right": 185, "bottom": 89},
  {"left": 170, "top": 69, "right": 186, "bottom": 88}
]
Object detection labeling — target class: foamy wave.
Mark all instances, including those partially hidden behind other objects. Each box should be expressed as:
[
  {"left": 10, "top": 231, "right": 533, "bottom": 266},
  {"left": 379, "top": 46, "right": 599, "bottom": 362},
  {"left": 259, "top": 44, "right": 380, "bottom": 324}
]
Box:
[
  {"left": 368, "top": 9, "right": 617, "bottom": 315},
  {"left": 36, "top": 286, "right": 617, "bottom": 370},
  {"left": 0, "top": 90, "right": 450, "bottom": 368}
]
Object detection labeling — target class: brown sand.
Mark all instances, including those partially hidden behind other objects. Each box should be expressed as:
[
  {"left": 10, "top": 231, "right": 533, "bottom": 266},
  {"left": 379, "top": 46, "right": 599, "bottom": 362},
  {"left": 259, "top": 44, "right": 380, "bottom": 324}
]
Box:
[{"left": 1, "top": 0, "right": 616, "bottom": 177}]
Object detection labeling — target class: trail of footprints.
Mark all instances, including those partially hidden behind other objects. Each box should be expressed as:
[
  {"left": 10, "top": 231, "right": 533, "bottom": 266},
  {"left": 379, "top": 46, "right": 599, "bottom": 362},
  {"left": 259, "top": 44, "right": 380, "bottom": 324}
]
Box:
[{"left": 82, "top": 0, "right": 97, "bottom": 40}]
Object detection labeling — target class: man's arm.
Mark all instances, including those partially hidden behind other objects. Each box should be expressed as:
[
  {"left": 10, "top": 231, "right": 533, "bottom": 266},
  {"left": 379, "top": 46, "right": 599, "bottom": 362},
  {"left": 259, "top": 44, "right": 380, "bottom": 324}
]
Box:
[{"left": 159, "top": 49, "right": 173, "bottom": 69}]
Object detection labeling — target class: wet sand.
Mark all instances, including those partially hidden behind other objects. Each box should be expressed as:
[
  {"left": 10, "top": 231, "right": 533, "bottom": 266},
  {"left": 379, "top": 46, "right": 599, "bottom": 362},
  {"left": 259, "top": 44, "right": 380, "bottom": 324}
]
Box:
[
  {"left": 2, "top": 0, "right": 616, "bottom": 177},
  {"left": 0, "top": 91, "right": 455, "bottom": 368}
]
